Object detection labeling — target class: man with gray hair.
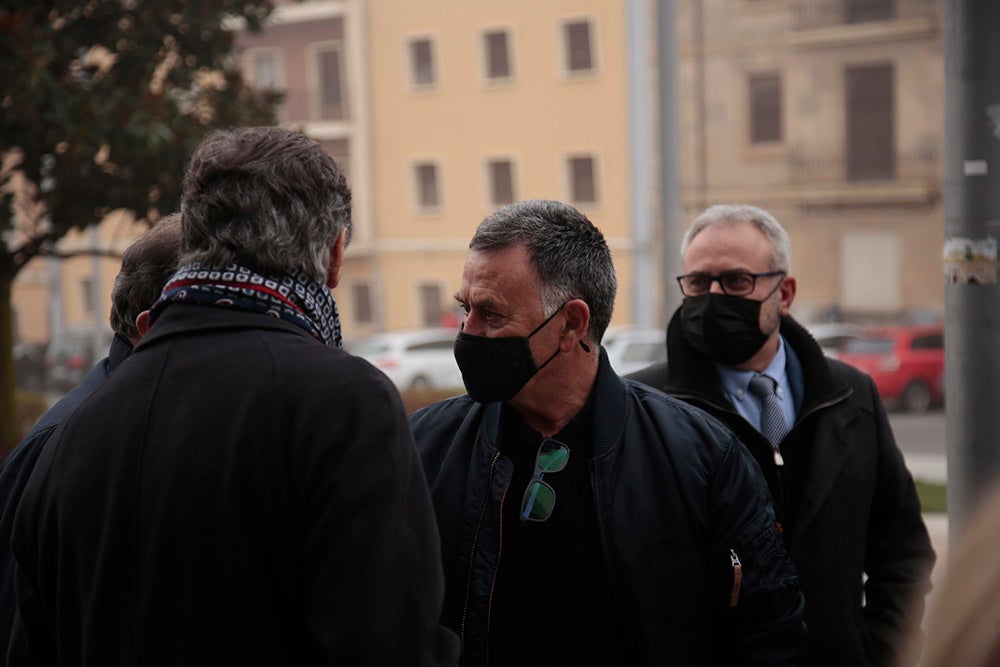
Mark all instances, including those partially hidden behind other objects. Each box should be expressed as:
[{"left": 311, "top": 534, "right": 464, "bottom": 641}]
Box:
[
  {"left": 630, "top": 203, "right": 935, "bottom": 665},
  {"left": 0, "top": 214, "right": 182, "bottom": 655},
  {"left": 411, "top": 199, "right": 806, "bottom": 665},
  {"left": 9, "top": 126, "right": 457, "bottom": 665}
]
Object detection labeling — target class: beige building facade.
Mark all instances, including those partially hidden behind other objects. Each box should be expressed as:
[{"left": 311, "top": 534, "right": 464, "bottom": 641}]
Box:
[
  {"left": 12, "top": 0, "right": 947, "bottom": 349},
  {"left": 673, "top": 0, "right": 944, "bottom": 324}
]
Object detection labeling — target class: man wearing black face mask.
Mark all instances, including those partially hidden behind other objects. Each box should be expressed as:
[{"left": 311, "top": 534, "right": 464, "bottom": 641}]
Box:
[
  {"left": 629, "top": 203, "right": 935, "bottom": 666},
  {"left": 411, "top": 199, "right": 807, "bottom": 666}
]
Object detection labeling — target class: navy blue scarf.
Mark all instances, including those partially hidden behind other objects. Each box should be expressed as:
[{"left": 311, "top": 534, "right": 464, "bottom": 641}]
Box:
[{"left": 149, "top": 262, "right": 343, "bottom": 348}]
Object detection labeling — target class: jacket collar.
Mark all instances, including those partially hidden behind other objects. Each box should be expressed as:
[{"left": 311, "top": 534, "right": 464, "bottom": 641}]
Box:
[
  {"left": 477, "top": 347, "right": 628, "bottom": 460},
  {"left": 664, "top": 310, "right": 851, "bottom": 415},
  {"left": 135, "top": 302, "right": 316, "bottom": 353}
]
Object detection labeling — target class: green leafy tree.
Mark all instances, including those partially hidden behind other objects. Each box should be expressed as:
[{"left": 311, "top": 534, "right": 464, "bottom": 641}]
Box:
[{"left": 0, "top": 1, "right": 282, "bottom": 457}]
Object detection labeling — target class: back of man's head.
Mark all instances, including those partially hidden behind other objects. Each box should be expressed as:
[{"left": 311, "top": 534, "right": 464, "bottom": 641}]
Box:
[
  {"left": 179, "top": 126, "right": 353, "bottom": 284},
  {"left": 109, "top": 214, "right": 183, "bottom": 343},
  {"left": 470, "top": 199, "right": 617, "bottom": 344}
]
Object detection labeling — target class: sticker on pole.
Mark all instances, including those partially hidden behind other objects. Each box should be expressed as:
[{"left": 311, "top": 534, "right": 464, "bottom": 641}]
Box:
[{"left": 944, "top": 237, "right": 999, "bottom": 284}]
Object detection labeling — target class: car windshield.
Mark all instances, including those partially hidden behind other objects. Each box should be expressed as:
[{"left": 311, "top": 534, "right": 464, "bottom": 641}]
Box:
[{"left": 844, "top": 337, "right": 894, "bottom": 355}]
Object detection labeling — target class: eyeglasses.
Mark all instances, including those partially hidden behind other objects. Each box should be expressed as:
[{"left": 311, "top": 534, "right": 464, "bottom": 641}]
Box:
[
  {"left": 520, "top": 438, "right": 570, "bottom": 522},
  {"left": 676, "top": 270, "right": 786, "bottom": 297}
]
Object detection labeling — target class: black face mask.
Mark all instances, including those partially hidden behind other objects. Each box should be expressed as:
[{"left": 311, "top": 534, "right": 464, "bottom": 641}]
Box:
[
  {"left": 679, "top": 293, "right": 770, "bottom": 365},
  {"left": 453, "top": 305, "right": 564, "bottom": 403}
]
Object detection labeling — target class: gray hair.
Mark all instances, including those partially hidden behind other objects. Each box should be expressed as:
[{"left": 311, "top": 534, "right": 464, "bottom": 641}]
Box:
[
  {"left": 681, "top": 204, "right": 791, "bottom": 272},
  {"left": 109, "top": 213, "right": 183, "bottom": 341},
  {"left": 470, "top": 199, "right": 617, "bottom": 344},
  {"left": 180, "top": 126, "right": 352, "bottom": 282}
]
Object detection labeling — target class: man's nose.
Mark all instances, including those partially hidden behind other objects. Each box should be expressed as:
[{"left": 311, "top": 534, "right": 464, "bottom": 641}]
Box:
[
  {"left": 709, "top": 278, "right": 726, "bottom": 294},
  {"left": 461, "top": 313, "right": 485, "bottom": 335}
]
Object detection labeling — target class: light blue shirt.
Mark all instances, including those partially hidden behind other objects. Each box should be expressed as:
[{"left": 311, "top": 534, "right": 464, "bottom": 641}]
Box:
[{"left": 713, "top": 336, "right": 796, "bottom": 436}]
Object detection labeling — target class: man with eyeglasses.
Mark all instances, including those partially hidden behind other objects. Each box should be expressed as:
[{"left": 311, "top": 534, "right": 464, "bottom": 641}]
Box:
[
  {"left": 629, "top": 203, "right": 935, "bottom": 666},
  {"left": 411, "top": 199, "right": 806, "bottom": 666}
]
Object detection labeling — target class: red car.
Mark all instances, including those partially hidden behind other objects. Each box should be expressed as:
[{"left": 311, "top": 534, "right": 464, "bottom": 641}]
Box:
[{"left": 836, "top": 324, "right": 944, "bottom": 413}]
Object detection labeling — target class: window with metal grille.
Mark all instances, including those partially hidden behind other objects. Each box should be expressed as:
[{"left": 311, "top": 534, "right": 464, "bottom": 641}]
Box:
[
  {"left": 414, "top": 162, "right": 440, "bottom": 209},
  {"left": 568, "top": 156, "right": 598, "bottom": 204},
  {"left": 318, "top": 46, "right": 347, "bottom": 121},
  {"left": 483, "top": 30, "right": 511, "bottom": 80},
  {"left": 846, "top": 63, "right": 895, "bottom": 181},
  {"left": 410, "top": 38, "right": 435, "bottom": 86},
  {"left": 487, "top": 159, "right": 515, "bottom": 206},
  {"left": 351, "top": 282, "right": 372, "bottom": 324},
  {"left": 749, "top": 72, "right": 782, "bottom": 143},
  {"left": 419, "top": 284, "right": 444, "bottom": 327},
  {"left": 563, "top": 20, "right": 593, "bottom": 73}
]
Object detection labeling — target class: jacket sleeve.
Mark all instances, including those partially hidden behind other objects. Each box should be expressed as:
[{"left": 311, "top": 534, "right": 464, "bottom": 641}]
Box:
[
  {"left": 860, "top": 375, "right": 935, "bottom": 662},
  {"left": 294, "top": 364, "right": 459, "bottom": 666},
  {"left": 709, "top": 431, "right": 807, "bottom": 666}
]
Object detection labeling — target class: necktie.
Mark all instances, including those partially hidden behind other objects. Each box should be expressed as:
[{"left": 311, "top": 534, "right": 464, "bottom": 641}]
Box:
[{"left": 747, "top": 373, "right": 788, "bottom": 466}]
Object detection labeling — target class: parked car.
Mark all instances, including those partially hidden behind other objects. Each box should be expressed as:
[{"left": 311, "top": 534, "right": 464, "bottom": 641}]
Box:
[
  {"left": 352, "top": 328, "right": 463, "bottom": 390},
  {"left": 44, "top": 329, "right": 114, "bottom": 393},
  {"left": 805, "top": 322, "right": 864, "bottom": 359},
  {"left": 836, "top": 323, "right": 944, "bottom": 413},
  {"left": 602, "top": 327, "right": 667, "bottom": 376}
]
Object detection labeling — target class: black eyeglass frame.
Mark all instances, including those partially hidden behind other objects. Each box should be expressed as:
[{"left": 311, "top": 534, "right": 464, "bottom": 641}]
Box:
[{"left": 676, "top": 270, "right": 786, "bottom": 297}]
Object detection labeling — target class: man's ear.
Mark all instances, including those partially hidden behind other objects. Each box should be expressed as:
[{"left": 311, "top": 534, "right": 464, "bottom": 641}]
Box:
[
  {"left": 135, "top": 310, "right": 151, "bottom": 340},
  {"left": 562, "top": 299, "right": 591, "bottom": 352},
  {"left": 779, "top": 275, "right": 797, "bottom": 316},
  {"left": 325, "top": 230, "right": 349, "bottom": 289}
]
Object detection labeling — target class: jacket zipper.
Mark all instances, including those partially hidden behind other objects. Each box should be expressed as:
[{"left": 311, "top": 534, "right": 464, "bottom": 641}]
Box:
[
  {"left": 588, "top": 459, "right": 612, "bottom": 562},
  {"left": 729, "top": 549, "right": 742, "bottom": 607},
  {"left": 459, "top": 449, "right": 501, "bottom": 661},
  {"left": 483, "top": 476, "right": 511, "bottom": 666}
]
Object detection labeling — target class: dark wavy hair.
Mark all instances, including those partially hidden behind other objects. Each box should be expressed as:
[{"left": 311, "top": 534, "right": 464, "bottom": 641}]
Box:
[
  {"left": 180, "top": 126, "right": 353, "bottom": 282},
  {"left": 109, "top": 213, "right": 182, "bottom": 341}
]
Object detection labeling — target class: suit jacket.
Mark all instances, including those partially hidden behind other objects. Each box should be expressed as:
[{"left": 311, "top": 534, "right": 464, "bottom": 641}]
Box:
[
  {"left": 9, "top": 304, "right": 457, "bottom": 666},
  {"left": 628, "top": 313, "right": 935, "bottom": 666}
]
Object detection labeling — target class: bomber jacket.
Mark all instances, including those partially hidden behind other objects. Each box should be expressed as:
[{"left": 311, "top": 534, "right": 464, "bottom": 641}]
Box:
[
  {"left": 411, "top": 351, "right": 807, "bottom": 666},
  {"left": 629, "top": 314, "right": 935, "bottom": 666}
]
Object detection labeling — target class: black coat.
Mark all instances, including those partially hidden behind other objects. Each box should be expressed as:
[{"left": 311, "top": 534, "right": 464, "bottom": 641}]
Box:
[
  {"left": 0, "top": 335, "right": 132, "bottom": 657},
  {"left": 411, "top": 351, "right": 806, "bottom": 666},
  {"left": 10, "top": 304, "right": 458, "bottom": 666},
  {"left": 628, "top": 313, "right": 935, "bottom": 666}
]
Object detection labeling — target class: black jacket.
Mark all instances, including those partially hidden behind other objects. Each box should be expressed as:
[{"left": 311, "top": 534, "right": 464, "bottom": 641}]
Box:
[
  {"left": 0, "top": 335, "right": 132, "bottom": 658},
  {"left": 411, "top": 351, "right": 806, "bottom": 666},
  {"left": 9, "top": 304, "right": 458, "bottom": 666},
  {"left": 629, "top": 313, "right": 935, "bottom": 666}
]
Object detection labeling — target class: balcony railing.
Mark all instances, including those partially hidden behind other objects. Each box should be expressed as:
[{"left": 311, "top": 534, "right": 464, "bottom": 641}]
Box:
[
  {"left": 792, "top": 0, "right": 936, "bottom": 31},
  {"left": 789, "top": 146, "right": 941, "bottom": 186}
]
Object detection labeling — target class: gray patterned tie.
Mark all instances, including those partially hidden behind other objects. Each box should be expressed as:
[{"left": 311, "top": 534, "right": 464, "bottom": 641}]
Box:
[{"left": 747, "top": 373, "right": 788, "bottom": 466}]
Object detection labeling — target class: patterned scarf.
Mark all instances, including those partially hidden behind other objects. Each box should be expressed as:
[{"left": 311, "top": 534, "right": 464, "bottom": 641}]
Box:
[{"left": 149, "top": 262, "right": 343, "bottom": 348}]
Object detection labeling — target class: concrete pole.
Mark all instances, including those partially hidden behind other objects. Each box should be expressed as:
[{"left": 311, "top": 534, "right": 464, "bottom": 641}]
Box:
[
  {"left": 628, "top": 0, "right": 655, "bottom": 328},
  {"left": 657, "top": 0, "right": 683, "bottom": 323},
  {"left": 943, "top": 0, "right": 1000, "bottom": 538}
]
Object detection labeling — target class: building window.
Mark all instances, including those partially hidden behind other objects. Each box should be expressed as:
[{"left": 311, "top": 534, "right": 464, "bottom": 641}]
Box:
[
  {"left": 563, "top": 19, "right": 594, "bottom": 73},
  {"left": 483, "top": 29, "right": 512, "bottom": 80},
  {"left": 418, "top": 283, "right": 444, "bottom": 327},
  {"left": 251, "top": 52, "right": 279, "bottom": 90},
  {"left": 414, "top": 162, "right": 441, "bottom": 210},
  {"left": 317, "top": 45, "right": 347, "bottom": 121},
  {"left": 567, "top": 155, "right": 598, "bottom": 205},
  {"left": 80, "top": 277, "right": 95, "bottom": 317},
  {"left": 749, "top": 72, "right": 782, "bottom": 143},
  {"left": 846, "top": 63, "right": 895, "bottom": 181},
  {"left": 487, "top": 159, "right": 515, "bottom": 206},
  {"left": 350, "top": 282, "right": 373, "bottom": 325},
  {"left": 845, "top": 0, "right": 894, "bottom": 24},
  {"left": 409, "top": 37, "right": 436, "bottom": 87}
]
